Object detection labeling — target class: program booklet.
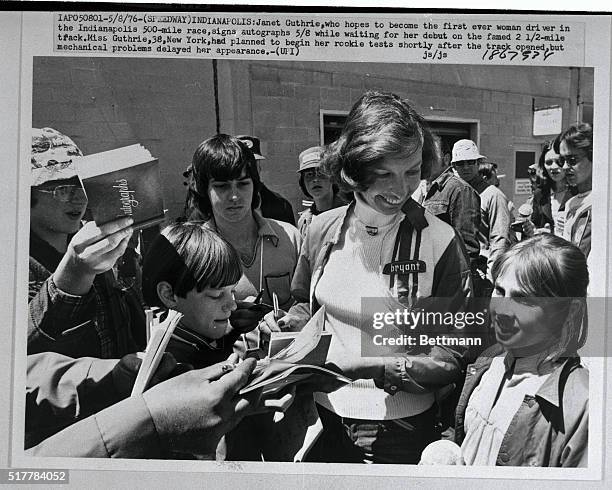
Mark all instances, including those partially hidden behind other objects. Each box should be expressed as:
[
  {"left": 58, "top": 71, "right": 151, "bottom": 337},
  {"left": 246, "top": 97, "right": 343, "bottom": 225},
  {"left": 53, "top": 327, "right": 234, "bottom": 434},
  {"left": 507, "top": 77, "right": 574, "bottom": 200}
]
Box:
[
  {"left": 239, "top": 307, "right": 352, "bottom": 395},
  {"left": 76, "top": 144, "right": 166, "bottom": 230},
  {"left": 131, "top": 310, "right": 183, "bottom": 396}
]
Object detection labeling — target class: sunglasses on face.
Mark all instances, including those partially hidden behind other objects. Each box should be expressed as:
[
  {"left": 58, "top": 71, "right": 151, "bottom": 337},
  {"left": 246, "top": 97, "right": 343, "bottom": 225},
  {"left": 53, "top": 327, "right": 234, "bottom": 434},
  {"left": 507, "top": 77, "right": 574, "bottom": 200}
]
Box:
[
  {"left": 35, "top": 184, "right": 87, "bottom": 203},
  {"left": 453, "top": 160, "right": 477, "bottom": 168},
  {"left": 559, "top": 154, "right": 586, "bottom": 167},
  {"left": 544, "top": 158, "right": 561, "bottom": 166}
]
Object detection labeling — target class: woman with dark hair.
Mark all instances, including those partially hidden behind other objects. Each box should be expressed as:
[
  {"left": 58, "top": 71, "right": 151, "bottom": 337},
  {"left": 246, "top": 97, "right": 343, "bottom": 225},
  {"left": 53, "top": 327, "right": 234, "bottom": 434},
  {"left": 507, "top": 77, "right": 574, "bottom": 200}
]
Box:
[
  {"left": 524, "top": 135, "right": 576, "bottom": 237},
  {"left": 184, "top": 134, "right": 301, "bottom": 335},
  {"left": 262, "top": 91, "right": 473, "bottom": 464},
  {"left": 560, "top": 123, "right": 593, "bottom": 258},
  {"left": 296, "top": 145, "right": 347, "bottom": 238},
  {"left": 451, "top": 234, "right": 588, "bottom": 466}
]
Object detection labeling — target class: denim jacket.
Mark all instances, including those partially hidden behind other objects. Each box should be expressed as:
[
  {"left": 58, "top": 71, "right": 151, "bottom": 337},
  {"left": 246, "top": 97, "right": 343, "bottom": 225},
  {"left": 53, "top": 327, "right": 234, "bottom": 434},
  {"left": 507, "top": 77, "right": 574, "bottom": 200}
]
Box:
[
  {"left": 422, "top": 169, "right": 481, "bottom": 259},
  {"left": 455, "top": 344, "right": 588, "bottom": 467}
]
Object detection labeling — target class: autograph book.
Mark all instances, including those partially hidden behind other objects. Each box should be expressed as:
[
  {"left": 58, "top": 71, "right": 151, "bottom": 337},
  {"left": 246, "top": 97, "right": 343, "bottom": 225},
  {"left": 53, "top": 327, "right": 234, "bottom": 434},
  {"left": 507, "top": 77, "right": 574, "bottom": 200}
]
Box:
[
  {"left": 76, "top": 144, "right": 166, "bottom": 230},
  {"left": 239, "top": 307, "right": 352, "bottom": 395}
]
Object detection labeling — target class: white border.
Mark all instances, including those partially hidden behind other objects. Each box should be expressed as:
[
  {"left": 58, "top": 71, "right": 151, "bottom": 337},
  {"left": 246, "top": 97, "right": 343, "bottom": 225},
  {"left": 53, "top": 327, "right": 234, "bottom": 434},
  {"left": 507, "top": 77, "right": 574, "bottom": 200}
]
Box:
[{"left": 2, "top": 6, "right": 610, "bottom": 488}]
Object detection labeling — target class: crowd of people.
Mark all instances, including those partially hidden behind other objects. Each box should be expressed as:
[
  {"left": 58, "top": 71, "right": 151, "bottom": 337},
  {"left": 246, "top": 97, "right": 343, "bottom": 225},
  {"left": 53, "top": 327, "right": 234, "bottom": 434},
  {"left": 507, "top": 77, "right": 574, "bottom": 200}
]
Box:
[{"left": 25, "top": 91, "right": 592, "bottom": 467}]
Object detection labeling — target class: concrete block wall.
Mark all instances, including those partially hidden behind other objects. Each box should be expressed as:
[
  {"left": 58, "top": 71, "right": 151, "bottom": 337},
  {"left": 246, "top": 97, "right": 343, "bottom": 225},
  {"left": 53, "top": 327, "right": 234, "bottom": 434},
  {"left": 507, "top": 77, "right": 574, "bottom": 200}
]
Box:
[
  {"left": 33, "top": 57, "right": 217, "bottom": 221},
  {"left": 33, "top": 58, "right": 592, "bottom": 223},
  {"left": 228, "top": 61, "right": 587, "bottom": 215}
]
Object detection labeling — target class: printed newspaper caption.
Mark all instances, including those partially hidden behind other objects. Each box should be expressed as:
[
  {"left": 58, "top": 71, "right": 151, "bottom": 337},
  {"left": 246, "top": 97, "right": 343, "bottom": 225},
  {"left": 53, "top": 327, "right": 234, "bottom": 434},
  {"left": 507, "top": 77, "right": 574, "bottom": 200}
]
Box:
[{"left": 54, "top": 13, "right": 583, "bottom": 65}]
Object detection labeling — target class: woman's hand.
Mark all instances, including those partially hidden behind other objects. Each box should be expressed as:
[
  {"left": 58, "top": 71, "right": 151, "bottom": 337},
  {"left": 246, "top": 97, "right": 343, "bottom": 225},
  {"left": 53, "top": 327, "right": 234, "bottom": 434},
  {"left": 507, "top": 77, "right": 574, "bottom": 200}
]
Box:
[
  {"left": 230, "top": 300, "right": 269, "bottom": 333},
  {"left": 258, "top": 309, "right": 307, "bottom": 335},
  {"left": 325, "top": 356, "right": 384, "bottom": 381},
  {"left": 53, "top": 217, "right": 134, "bottom": 295}
]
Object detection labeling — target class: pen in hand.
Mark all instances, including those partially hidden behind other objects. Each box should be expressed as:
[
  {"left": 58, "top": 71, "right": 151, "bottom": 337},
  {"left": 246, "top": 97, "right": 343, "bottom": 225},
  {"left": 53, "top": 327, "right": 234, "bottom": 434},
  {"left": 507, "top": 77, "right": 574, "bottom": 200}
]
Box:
[{"left": 272, "top": 292, "right": 280, "bottom": 321}]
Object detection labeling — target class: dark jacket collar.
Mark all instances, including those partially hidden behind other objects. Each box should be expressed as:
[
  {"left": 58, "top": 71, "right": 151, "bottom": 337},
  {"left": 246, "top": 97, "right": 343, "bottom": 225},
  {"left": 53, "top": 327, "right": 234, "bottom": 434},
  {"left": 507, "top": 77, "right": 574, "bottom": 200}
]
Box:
[{"left": 430, "top": 167, "right": 454, "bottom": 191}]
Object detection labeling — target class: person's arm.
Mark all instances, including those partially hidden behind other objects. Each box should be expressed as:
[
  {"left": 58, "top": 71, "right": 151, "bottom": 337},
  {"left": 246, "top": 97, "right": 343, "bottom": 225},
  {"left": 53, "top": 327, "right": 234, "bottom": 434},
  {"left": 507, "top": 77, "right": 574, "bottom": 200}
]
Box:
[
  {"left": 377, "top": 234, "right": 474, "bottom": 394},
  {"left": 25, "top": 352, "right": 176, "bottom": 449},
  {"left": 558, "top": 367, "right": 589, "bottom": 467},
  {"left": 449, "top": 187, "right": 481, "bottom": 259},
  {"left": 28, "top": 271, "right": 98, "bottom": 350},
  {"left": 26, "top": 395, "right": 163, "bottom": 458},
  {"left": 486, "top": 191, "right": 513, "bottom": 278},
  {"left": 560, "top": 399, "right": 588, "bottom": 467},
  {"left": 28, "top": 218, "right": 134, "bottom": 350},
  {"left": 27, "top": 359, "right": 260, "bottom": 458}
]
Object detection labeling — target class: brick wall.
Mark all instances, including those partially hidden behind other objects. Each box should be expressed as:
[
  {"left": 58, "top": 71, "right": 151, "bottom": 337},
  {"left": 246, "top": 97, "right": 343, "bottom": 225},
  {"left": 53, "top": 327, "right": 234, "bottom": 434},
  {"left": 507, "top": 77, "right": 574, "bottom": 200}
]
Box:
[
  {"left": 219, "top": 61, "right": 592, "bottom": 214},
  {"left": 33, "top": 58, "right": 591, "bottom": 223},
  {"left": 33, "top": 57, "right": 217, "bottom": 221}
]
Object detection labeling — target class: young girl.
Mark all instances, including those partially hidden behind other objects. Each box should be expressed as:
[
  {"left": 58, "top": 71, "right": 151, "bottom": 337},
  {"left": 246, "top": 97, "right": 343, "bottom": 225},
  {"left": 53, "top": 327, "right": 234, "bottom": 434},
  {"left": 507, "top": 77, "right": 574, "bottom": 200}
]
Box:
[
  {"left": 141, "top": 221, "right": 242, "bottom": 368},
  {"left": 454, "top": 234, "right": 588, "bottom": 466}
]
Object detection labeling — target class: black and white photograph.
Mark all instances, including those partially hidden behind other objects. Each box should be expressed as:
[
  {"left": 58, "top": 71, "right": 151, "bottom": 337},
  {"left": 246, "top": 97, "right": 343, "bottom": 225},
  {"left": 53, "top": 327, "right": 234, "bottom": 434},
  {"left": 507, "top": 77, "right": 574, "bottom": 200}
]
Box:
[{"left": 1, "top": 4, "right": 611, "bottom": 489}]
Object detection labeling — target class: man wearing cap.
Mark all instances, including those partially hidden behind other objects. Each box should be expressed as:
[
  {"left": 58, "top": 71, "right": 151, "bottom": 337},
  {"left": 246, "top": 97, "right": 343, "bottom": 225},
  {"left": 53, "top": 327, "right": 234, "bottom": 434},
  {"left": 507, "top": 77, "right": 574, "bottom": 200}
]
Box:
[
  {"left": 416, "top": 136, "right": 481, "bottom": 265},
  {"left": 237, "top": 135, "right": 296, "bottom": 226},
  {"left": 29, "top": 127, "right": 145, "bottom": 359},
  {"left": 296, "top": 146, "right": 346, "bottom": 238},
  {"left": 451, "top": 139, "right": 513, "bottom": 284}
]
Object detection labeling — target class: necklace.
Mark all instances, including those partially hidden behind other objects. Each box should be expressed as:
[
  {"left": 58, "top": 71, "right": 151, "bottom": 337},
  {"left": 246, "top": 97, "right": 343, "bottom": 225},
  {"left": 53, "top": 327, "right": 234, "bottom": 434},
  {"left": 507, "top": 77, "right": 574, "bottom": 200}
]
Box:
[
  {"left": 212, "top": 215, "right": 259, "bottom": 267},
  {"left": 236, "top": 237, "right": 260, "bottom": 267}
]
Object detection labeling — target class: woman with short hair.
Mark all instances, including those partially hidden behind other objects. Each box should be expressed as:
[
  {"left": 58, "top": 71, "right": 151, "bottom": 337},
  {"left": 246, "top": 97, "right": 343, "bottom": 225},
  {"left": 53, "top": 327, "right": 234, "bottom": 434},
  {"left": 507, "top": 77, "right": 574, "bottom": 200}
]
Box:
[{"left": 263, "top": 91, "right": 473, "bottom": 464}]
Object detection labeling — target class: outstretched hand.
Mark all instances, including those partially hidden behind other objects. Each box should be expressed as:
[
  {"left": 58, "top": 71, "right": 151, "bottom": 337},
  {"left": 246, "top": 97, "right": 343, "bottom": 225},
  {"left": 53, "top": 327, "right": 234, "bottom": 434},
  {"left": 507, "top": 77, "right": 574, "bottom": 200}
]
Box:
[
  {"left": 142, "top": 358, "right": 260, "bottom": 455},
  {"left": 54, "top": 217, "right": 134, "bottom": 295}
]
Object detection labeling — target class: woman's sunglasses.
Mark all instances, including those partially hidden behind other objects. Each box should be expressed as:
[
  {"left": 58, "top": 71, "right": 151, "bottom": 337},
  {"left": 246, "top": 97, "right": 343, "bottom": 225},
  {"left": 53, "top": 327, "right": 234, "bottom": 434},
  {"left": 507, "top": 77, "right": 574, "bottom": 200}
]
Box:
[
  {"left": 35, "top": 185, "right": 87, "bottom": 203},
  {"left": 559, "top": 154, "right": 586, "bottom": 167}
]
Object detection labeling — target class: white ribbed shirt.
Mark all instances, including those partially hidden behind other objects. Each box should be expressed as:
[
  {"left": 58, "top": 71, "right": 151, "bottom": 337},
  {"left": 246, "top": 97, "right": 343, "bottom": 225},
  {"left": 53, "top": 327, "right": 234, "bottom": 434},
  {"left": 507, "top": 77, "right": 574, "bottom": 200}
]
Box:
[{"left": 313, "top": 196, "right": 435, "bottom": 420}]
